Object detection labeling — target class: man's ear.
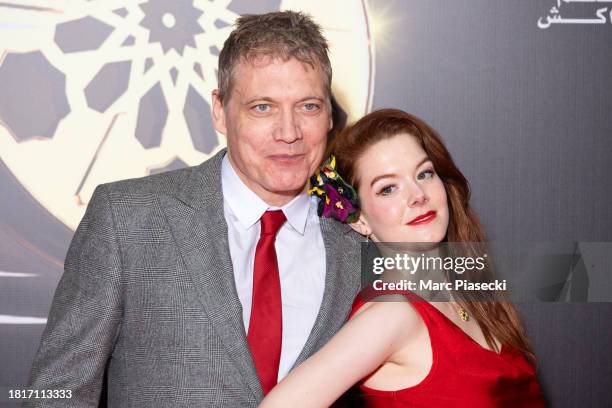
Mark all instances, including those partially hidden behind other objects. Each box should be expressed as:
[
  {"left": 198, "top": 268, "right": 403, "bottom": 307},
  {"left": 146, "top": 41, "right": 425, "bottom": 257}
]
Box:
[
  {"left": 211, "top": 89, "right": 227, "bottom": 135},
  {"left": 349, "top": 214, "right": 372, "bottom": 238}
]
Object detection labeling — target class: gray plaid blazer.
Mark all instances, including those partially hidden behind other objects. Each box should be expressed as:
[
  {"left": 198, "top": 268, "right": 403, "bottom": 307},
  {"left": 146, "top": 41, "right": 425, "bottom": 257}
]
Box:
[{"left": 26, "top": 149, "right": 362, "bottom": 407}]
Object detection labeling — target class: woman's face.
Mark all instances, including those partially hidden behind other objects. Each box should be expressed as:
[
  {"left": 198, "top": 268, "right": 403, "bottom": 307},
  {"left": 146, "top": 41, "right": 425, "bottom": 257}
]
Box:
[{"left": 352, "top": 133, "right": 449, "bottom": 244}]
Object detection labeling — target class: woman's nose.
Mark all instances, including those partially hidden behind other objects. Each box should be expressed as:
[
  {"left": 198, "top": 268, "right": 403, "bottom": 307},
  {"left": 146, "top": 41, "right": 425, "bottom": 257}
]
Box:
[{"left": 408, "top": 183, "right": 428, "bottom": 207}]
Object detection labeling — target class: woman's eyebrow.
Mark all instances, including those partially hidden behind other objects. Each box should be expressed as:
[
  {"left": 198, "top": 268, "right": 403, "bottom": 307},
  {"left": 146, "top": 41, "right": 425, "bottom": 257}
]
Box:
[
  {"left": 369, "top": 156, "right": 431, "bottom": 187},
  {"left": 370, "top": 173, "right": 398, "bottom": 187}
]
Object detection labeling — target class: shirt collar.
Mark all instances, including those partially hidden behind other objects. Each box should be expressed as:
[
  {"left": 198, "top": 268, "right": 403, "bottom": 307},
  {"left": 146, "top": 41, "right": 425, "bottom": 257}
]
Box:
[{"left": 221, "top": 154, "right": 312, "bottom": 234}]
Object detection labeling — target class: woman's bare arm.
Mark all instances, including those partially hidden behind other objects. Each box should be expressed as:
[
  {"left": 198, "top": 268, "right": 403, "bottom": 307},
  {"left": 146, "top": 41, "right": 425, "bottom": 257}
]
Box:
[{"left": 259, "top": 296, "right": 419, "bottom": 408}]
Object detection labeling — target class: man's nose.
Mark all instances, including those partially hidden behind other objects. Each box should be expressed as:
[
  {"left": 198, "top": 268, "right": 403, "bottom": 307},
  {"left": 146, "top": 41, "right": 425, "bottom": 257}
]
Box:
[{"left": 274, "top": 110, "right": 301, "bottom": 143}]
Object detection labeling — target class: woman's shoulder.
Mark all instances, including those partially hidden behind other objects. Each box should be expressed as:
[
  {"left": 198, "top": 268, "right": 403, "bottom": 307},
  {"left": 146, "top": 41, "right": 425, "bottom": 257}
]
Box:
[
  {"left": 350, "top": 292, "right": 423, "bottom": 335},
  {"left": 351, "top": 287, "right": 421, "bottom": 316}
]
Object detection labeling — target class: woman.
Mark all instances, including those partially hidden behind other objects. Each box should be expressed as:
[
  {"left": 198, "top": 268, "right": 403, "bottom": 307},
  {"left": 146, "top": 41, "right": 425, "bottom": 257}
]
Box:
[{"left": 259, "top": 109, "right": 545, "bottom": 407}]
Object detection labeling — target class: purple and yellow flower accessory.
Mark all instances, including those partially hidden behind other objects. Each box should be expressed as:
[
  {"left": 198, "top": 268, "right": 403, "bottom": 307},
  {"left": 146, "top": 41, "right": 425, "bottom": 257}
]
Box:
[{"left": 308, "top": 155, "right": 359, "bottom": 223}]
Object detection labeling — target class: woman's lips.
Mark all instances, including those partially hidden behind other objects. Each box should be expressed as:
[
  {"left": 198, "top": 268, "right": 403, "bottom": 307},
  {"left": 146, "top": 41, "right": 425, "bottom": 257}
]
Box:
[{"left": 407, "top": 210, "right": 436, "bottom": 225}]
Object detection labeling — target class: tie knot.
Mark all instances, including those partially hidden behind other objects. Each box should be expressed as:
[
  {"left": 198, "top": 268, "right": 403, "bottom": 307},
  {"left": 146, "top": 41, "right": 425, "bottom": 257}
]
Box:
[{"left": 260, "top": 210, "right": 287, "bottom": 236}]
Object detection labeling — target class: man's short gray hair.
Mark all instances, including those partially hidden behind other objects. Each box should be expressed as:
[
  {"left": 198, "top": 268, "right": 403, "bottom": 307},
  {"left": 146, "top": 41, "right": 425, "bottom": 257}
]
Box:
[{"left": 217, "top": 11, "right": 332, "bottom": 104}]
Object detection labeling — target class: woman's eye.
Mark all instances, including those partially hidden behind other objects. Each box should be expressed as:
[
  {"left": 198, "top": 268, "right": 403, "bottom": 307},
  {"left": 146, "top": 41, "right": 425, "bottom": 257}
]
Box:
[
  {"left": 417, "top": 169, "right": 435, "bottom": 181},
  {"left": 378, "top": 185, "right": 397, "bottom": 196},
  {"left": 253, "top": 104, "right": 271, "bottom": 113}
]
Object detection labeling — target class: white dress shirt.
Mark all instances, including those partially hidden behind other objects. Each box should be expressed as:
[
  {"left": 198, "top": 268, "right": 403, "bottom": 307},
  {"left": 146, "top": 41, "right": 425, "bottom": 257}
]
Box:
[{"left": 221, "top": 154, "right": 326, "bottom": 381}]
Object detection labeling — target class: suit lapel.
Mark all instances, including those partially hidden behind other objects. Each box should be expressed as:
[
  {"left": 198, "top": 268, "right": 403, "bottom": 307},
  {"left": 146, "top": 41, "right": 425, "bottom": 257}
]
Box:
[
  {"left": 160, "top": 149, "right": 361, "bottom": 394},
  {"left": 159, "top": 150, "right": 263, "bottom": 400}
]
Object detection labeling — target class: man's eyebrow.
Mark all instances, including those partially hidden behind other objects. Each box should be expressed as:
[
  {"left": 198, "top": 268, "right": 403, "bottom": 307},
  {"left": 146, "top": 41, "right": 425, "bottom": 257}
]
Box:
[
  {"left": 298, "top": 96, "right": 327, "bottom": 102},
  {"left": 243, "top": 96, "right": 274, "bottom": 105},
  {"left": 242, "top": 96, "right": 327, "bottom": 105}
]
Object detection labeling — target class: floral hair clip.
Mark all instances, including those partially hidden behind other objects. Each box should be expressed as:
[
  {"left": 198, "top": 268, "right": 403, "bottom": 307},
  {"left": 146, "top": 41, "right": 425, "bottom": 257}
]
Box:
[{"left": 308, "top": 155, "right": 360, "bottom": 223}]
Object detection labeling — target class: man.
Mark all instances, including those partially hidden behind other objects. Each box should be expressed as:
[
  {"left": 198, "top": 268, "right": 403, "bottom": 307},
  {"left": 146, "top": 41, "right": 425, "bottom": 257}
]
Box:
[{"left": 25, "top": 11, "right": 362, "bottom": 407}]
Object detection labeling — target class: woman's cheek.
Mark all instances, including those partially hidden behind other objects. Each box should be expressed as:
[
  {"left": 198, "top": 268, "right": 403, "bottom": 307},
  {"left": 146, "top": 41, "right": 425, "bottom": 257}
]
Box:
[
  {"left": 367, "top": 198, "right": 403, "bottom": 227},
  {"left": 439, "top": 207, "right": 450, "bottom": 236}
]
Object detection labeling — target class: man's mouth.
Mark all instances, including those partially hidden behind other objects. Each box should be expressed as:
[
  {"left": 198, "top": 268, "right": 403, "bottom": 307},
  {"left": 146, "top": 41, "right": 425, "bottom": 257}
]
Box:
[{"left": 269, "top": 154, "right": 305, "bottom": 163}]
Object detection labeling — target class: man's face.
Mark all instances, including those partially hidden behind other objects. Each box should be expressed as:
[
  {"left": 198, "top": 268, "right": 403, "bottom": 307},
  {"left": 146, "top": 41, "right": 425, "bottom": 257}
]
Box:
[{"left": 212, "top": 57, "right": 332, "bottom": 206}]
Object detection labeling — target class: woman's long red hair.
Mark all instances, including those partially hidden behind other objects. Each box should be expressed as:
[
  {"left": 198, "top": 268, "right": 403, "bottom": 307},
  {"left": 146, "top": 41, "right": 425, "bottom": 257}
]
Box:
[{"left": 329, "top": 108, "right": 535, "bottom": 362}]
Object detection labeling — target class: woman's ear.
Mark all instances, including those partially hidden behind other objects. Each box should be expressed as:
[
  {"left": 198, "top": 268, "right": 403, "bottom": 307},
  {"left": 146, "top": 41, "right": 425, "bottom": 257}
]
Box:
[{"left": 349, "top": 214, "right": 372, "bottom": 237}]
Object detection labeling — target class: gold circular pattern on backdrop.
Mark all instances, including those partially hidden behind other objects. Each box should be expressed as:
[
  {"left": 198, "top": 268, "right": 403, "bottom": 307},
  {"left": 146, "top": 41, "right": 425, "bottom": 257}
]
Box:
[{"left": 0, "top": 0, "right": 374, "bottom": 230}]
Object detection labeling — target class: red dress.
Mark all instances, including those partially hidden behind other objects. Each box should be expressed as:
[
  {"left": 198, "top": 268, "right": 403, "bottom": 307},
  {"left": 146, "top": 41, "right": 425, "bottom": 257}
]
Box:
[{"left": 349, "top": 290, "right": 546, "bottom": 408}]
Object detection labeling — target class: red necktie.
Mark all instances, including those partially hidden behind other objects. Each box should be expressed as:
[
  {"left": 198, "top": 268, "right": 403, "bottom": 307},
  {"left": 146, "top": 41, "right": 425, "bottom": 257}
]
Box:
[{"left": 247, "top": 210, "right": 286, "bottom": 395}]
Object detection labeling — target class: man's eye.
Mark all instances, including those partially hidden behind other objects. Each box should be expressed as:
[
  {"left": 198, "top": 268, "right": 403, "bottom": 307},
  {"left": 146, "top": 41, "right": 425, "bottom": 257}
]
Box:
[
  {"left": 253, "top": 104, "right": 271, "bottom": 113},
  {"left": 417, "top": 169, "right": 435, "bottom": 181},
  {"left": 303, "top": 103, "right": 319, "bottom": 112}
]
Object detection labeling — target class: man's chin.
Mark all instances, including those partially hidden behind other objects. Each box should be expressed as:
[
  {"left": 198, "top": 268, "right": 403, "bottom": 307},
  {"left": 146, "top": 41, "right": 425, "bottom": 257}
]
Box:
[{"left": 266, "top": 180, "right": 309, "bottom": 197}]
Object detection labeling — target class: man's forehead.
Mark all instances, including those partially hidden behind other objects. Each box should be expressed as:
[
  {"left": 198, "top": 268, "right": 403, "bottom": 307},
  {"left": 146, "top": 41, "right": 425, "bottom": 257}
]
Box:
[
  {"left": 234, "top": 55, "right": 319, "bottom": 78},
  {"left": 230, "top": 56, "right": 328, "bottom": 99}
]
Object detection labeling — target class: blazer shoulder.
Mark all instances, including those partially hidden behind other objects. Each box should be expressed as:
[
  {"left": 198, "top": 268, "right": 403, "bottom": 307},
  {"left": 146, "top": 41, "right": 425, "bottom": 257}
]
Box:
[
  {"left": 321, "top": 217, "right": 364, "bottom": 249},
  {"left": 102, "top": 165, "right": 198, "bottom": 198},
  {"left": 99, "top": 149, "right": 225, "bottom": 206}
]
